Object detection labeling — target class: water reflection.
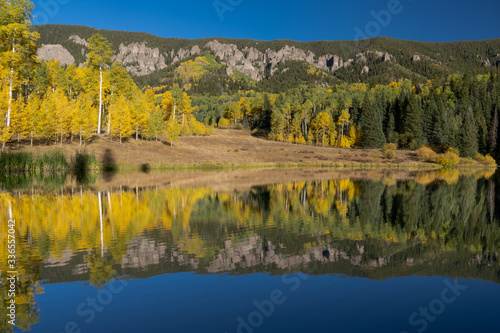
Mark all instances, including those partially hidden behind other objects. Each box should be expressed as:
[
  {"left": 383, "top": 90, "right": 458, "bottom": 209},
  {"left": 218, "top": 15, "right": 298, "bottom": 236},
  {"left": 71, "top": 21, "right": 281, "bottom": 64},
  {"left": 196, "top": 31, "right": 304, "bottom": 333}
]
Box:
[{"left": 0, "top": 169, "right": 498, "bottom": 332}]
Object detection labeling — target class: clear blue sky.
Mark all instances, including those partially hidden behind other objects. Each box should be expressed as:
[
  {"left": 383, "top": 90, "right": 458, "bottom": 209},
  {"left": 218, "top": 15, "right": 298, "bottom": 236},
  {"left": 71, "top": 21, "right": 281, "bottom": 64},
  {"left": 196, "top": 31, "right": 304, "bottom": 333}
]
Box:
[{"left": 31, "top": 0, "right": 500, "bottom": 42}]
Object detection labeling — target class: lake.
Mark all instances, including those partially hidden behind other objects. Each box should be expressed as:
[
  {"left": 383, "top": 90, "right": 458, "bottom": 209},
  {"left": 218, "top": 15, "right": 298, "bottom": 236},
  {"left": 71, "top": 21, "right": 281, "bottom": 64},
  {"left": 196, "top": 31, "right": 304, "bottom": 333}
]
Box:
[{"left": 1, "top": 168, "right": 499, "bottom": 333}]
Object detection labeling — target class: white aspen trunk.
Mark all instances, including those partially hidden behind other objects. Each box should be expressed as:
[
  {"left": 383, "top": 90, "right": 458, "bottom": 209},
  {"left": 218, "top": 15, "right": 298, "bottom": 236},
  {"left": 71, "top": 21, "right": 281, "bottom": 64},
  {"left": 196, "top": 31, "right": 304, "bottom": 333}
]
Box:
[
  {"left": 108, "top": 192, "right": 112, "bottom": 216},
  {"left": 8, "top": 200, "right": 13, "bottom": 221},
  {"left": 6, "top": 34, "right": 16, "bottom": 128},
  {"left": 98, "top": 192, "right": 104, "bottom": 256},
  {"left": 172, "top": 103, "right": 176, "bottom": 146},
  {"left": 98, "top": 67, "right": 103, "bottom": 135},
  {"left": 108, "top": 90, "right": 113, "bottom": 134}
]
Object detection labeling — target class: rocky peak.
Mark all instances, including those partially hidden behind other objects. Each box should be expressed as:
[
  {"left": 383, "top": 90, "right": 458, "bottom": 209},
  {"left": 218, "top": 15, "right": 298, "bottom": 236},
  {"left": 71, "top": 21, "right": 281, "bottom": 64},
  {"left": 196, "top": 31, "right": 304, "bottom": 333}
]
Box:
[
  {"left": 37, "top": 44, "right": 75, "bottom": 66},
  {"left": 171, "top": 45, "right": 201, "bottom": 64},
  {"left": 114, "top": 42, "right": 167, "bottom": 76},
  {"left": 69, "top": 35, "right": 89, "bottom": 47}
]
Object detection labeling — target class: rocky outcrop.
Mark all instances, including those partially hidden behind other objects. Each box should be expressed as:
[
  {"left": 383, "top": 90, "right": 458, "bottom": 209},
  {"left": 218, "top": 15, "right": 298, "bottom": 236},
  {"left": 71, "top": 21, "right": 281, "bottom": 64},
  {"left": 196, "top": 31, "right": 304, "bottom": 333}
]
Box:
[
  {"left": 171, "top": 45, "right": 201, "bottom": 64},
  {"left": 37, "top": 44, "right": 75, "bottom": 66},
  {"left": 204, "top": 40, "right": 393, "bottom": 81},
  {"left": 69, "top": 35, "right": 89, "bottom": 47},
  {"left": 361, "top": 66, "right": 370, "bottom": 75},
  {"left": 114, "top": 42, "right": 167, "bottom": 76},
  {"left": 206, "top": 40, "right": 265, "bottom": 80},
  {"left": 36, "top": 38, "right": 397, "bottom": 80},
  {"left": 412, "top": 54, "right": 421, "bottom": 62},
  {"left": 356, "top": 50, "right": 395, "bottom": 63}
]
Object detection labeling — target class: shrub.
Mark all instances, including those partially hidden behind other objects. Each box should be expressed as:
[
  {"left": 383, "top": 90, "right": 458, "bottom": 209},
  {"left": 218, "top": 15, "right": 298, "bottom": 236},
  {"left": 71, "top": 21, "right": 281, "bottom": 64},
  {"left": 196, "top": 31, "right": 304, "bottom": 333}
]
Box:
[
  {"left": 475, "top": 153, "right": 497, "bottom": 165},
  {"left": 447, "top": 147, "right": 460, "bottom": 156},
  {"left": 408, "top": 140, "right": 418, "bottom": 151},
  {"left": 416, "top": 146, "right": 438, "bottom": 162},
  {"left": 435, "top": 151, "right": 460, "bottom": 166},
  {"left": 218, "top": 118, "right": 231, "bottom": 127},
  {"left": 383, "top": 143, "right": 397, "bottom": 152},
  {"left": 384, "top": 149, "right": 396, "bottom": 159}
]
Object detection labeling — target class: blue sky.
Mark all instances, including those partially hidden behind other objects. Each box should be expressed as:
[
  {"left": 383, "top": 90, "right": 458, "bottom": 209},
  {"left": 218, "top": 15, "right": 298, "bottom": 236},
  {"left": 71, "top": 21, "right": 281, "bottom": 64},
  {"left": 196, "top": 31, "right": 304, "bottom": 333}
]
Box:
[{"left": 31, "top": 0, "right": 500, "bottom": 42}]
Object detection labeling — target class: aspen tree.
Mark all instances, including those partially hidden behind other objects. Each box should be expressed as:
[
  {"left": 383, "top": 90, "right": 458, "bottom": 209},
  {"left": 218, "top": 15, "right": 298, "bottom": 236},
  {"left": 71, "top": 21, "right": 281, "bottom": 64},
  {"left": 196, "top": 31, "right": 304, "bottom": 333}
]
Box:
[{"left": 87, "top": 33, "right": 113, "bottom": 135}]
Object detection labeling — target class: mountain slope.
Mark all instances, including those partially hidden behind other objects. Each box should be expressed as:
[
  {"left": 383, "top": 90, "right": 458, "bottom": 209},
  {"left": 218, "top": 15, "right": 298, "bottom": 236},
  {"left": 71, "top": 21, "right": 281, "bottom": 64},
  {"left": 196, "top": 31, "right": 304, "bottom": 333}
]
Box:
[{"left": 32, "top": 24, "right": 500, "bottom": 93}]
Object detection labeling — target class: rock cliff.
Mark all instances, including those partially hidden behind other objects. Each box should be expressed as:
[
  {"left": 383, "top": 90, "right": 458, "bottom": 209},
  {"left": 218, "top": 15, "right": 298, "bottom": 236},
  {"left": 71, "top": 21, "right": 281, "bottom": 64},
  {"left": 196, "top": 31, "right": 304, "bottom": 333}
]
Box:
[
  {"left": 39, "top": 34, "right": 397, "bottom": 79},
  {"left": 37, "top": 44, "right": 75, "bottom": 66}
]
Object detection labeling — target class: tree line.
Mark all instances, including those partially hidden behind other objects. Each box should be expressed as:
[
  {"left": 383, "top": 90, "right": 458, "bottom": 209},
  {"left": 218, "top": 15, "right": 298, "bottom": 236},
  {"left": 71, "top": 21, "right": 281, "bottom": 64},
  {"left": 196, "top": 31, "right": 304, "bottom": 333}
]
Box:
[{"left": 217, "top": 75, "right": 500, "bottom": 161}]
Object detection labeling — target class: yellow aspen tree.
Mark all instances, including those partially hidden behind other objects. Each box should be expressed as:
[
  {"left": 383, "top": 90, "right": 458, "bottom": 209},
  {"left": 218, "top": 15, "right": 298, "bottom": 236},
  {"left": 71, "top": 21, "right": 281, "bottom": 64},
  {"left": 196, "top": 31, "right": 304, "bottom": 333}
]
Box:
[
  {"left": 131, "top": 90, "right": 152, "bottom": 140},
  {"left": 75, "top": 93, "right": 98, "bottom": 145},
  {"left": 165, "top": 117, "right": 181, "bottom": 147},
  {"left": 223, "top": 101, "right": 240, "bottom": 126},
  {"left": 46, "top": 59, "right": 63, "bottom": 91},
  {"left": 161, "top": 90, "right": 174, "bottom": 121},
  {"left": 290, "top": 115, "right": 306, "bottom": 144},
  {"left": 75, "top": 67, "right": 94, "bottom": 95},
  {"left": 23, "top": 94, "right": 41, "bottom": 146},
  {"left": 180, "top": 92, "right": 194, "bottom": 134},
  {"left": 339, "top": 135, "right": 352, "bottom": 148},
  {"left": 337, "top": 109, "right": 351, "bottom": 144},
  {"left": 39, "top": 90, "right": 57, "bottom": 143},
  {"left": 0, "top": 0, "right": 39, "bottom": 129},
  {"left": 10, "top": 99, "right": 23, "bottom": 142},
  {"left": 329, "top": 125, "right": 338, "bottom": 147},
  {"left": 311, "top": 112, "right": 332, "bottom": 146},
  {"left": 270, "top": 106, "right": 285, "bottom": 142},
  {"left": 0, "top": 87, "right": 13, "bottom": 148},
  {"left": 145, "top": 106, "right": 164, "bottom": 141},
  {"left": 162, "top": 84, "right": 183, "bottom": 124},
  {"left": 53, "top": 88, "right": 70, "bottom": 146},
  {"left": 87, "top": 33, "right": 113, "bottom": 135},
  {"left": 109, "top": 95, "right": 133, "bottom": 144},
  {"left": 239, "top": 97, "right": 251, "bottom": 121},
  {"left": 348, "top": 125, "right": 357, "bottom": 147}
]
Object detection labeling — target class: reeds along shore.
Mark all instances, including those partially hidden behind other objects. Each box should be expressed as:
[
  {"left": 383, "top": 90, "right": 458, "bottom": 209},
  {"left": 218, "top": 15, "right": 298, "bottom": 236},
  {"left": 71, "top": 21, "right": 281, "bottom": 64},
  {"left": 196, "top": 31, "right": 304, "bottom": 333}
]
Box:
[{"left": 0, "top": 151, "right": 99, "bottom": 174}]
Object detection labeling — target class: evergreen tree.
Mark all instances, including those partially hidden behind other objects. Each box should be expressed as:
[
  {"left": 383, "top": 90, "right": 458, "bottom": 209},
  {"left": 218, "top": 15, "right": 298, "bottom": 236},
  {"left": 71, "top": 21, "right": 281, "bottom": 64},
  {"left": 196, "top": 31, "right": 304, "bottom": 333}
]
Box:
[
  {"left": 360, "top": 93, "right": 386, "bottom": 148},
  {"left": 459, "top": 105, "right": 478, "bottom": 157}
]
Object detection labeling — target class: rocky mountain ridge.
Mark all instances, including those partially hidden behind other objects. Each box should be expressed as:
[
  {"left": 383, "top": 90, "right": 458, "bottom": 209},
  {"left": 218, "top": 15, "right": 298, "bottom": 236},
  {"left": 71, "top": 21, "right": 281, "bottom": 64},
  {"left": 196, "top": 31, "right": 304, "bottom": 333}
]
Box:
[
  {"left": 33, "top": 24, "right": 500, "bottom": 89},
  {"left": 37, "top": 34, "right": 415, "bottom": 80}
]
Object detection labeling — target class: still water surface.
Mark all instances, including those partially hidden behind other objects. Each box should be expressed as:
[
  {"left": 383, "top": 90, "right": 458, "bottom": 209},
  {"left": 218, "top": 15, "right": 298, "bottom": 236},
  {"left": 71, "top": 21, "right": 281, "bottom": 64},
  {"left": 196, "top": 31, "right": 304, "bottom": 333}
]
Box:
[{"left": 1, "top": 169, "right": 499, "bottom": 333}]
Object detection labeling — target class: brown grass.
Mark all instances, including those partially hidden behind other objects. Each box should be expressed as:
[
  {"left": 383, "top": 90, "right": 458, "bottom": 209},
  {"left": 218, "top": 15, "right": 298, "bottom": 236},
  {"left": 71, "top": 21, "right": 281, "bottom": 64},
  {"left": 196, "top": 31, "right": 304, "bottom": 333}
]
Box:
[{"left": 15, "top": 129, "right": 434, "bottom": 168}]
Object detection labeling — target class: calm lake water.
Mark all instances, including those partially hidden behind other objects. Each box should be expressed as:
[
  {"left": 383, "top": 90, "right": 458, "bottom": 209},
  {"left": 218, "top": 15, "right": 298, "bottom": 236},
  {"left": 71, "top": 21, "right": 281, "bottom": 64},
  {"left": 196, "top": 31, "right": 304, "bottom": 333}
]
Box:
[{"left": 1, "top": 169, "right": 499, "bottom": 333}]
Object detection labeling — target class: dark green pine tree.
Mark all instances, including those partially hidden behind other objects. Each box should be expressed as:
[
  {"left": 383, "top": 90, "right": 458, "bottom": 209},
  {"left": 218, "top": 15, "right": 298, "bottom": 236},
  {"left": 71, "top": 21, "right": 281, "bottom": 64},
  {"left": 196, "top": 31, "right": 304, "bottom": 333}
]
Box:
[
  {"left": 433, "top": 102, "right": 452, "bottom": 149},
  {"left": 459, "top": 105, "right": 479, "bottom": 158},
  {"left": 404, "top": 94, "right": 424, "bottom": 146},
  {"left": 423, "top": 94, "right": 438, "bottom": 144},
  {"left": 490, "top": 107, "right": 498, "bottom": 157},
  {"left": 360, "top": 93, "right": 386, "bottom": 148}
]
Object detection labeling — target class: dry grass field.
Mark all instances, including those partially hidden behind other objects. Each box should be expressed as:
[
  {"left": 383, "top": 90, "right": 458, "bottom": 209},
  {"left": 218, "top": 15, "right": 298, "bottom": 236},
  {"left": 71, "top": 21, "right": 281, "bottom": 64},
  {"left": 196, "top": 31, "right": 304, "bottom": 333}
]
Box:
[{"left": 17, "top": 129, "right": 430, "bottom": 168}]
